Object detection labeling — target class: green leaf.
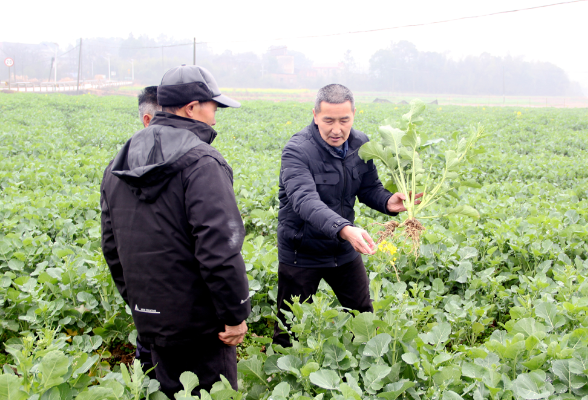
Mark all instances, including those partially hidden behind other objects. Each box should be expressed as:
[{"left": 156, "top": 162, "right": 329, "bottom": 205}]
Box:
[
  {"left": 7, "top": 260, "right": 24, "bottom": 271},
  {"left": 272, "top": 382, "right": 290, "bottom": 398},
  {"left": 301, "top": 362, "right": 320, "bottom": 377},
  {"left": 340, "top": 383, "right": 362, "bottom": 400},
  {"left": 552, "top": 360, "right": 587, "bottom": 390},
  {"left": 379, "top": 126, "right": 405, "bottom": 150},
  {"left": 40, "top": 387, "right": 61, "bottom": 400},
  {"left": 511, "top": 318, "right": 546, "bottom": 338},
  {"left": 263, "top": 355, "right": 281, "bottom": 375},
  {"left": 0, "top": 375, "right": 28, "bottom": 400},
  {"left": 345, "top": 373, "right": 363, "bottom": 397},
  {"left": 405, "top": 99, "right": 426, "bottom": 121},
  {"left": 179, "top": 371, "right": 199, "bottom": 396},
  {"left": 512, "top": 371, "right": 554, "bottom": 399},
  {"left": 445, "top": 205, "right": 480, "bottom": 219},
  {"left": 39, "top": 350, "right": 71, "bottom": 389},
  {"left": 535, "top": 302, "right": 566, "bottom": 332},
  {"left": 359, "top": 142, "right": 395, "bottom": 168},
  {"left": 363, "top": 365, "right": 392, "bottom": 394},
  {"left": 363, "top": 333, "right": 392, "bottom": 358},
  {"left": 73, "top": 354, "right": 99, "bottom": 377},
  {"left": 237, "top": 357, "right": 267, "bottom": 385},
  {"left": 442, "top": 390, "right": 464, "bottom": 400},
  {"left": 98, "top": 380, "right": 124, "bottom": 399},
  {"left": 433, "top": 352, "right": 452, "bottom": 366},
  {"left": 444, "top": 150, "right": 459, "bottom": 171},
  {"left": 418, "top": 322, "right": 451, "bottom": 349},
  {"left": 323, "top": 341, "right": 347, "bottom": 369},
  {"left": 378, "top": 380, "right": 415, "bottom": 400},
  {"left": 433, "top": 365, "right": 461, "bottom": 386},
  {"left": 460, "top": 180, "right": 482, "bottom": 188},
  {"left": 401, "top": 130, "right": 420, "bottom": 149},
  {"left": 309, "top": 369, "right": 341, "bottom": 390},
  {"left": 522, "top": 353, "right": 546, "bottom": 370},
  {"left": 401, "top": 352, "right": 419, "bottom": 365},
  {"left": 432, "top": 278, "right": 446, "bottom": 294},
  {"left": 75, "top": 387, "right": 117, "bottom": 400},
  {"left": 351, "top": 312, "right": 377, "bottom": 343},
  {"left": 277, "top": 355, "right": 303, "bottom": 377}
]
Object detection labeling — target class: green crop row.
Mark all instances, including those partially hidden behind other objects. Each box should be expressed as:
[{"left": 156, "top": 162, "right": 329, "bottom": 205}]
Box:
[{"left": 0, "top": 93, "right": 586, "bottom": 399}]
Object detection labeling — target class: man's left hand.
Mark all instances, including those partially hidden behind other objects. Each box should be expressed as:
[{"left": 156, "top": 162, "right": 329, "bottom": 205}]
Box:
[
  {"left": 218, "top": 321, "right": 248, "bottom": 346},
  {"left": 387, "top": 192, "right": 424, "bottom": 213}
]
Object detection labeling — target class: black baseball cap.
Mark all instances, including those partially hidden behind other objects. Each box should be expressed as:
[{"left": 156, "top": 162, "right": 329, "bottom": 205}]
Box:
[{"left": 157, "top": 65, "right": 240, "bottom": 108}]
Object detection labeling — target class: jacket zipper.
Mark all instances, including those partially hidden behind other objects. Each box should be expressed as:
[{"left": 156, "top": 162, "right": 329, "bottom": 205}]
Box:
[{"left": 340, "top": 158, "right": 346, "bottom": 216}]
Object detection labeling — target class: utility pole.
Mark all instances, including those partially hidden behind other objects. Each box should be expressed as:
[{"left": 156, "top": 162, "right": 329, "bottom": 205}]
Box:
[
  {"left": 193, "top": 37, "right": 196, "bottom": 65},
  {"left": 502, "top": 65, "right": 505, "bottom": 105},
  {"left": 77, "top": 38, "right": 83, "bottom": 93},
  {"left": 54, "top": 46, "right": 58, "bottom": 85},
  {"left": 48, "top": 57, "right": 54, "bottom": 83}
]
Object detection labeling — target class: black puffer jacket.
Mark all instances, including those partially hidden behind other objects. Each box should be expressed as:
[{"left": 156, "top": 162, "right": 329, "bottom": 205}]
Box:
[
  {"left": 278, "top": 120, "right": 395, "bottom": 268},
  {"left": 101, "top": 112, "right": 251, "bottom": 347}
]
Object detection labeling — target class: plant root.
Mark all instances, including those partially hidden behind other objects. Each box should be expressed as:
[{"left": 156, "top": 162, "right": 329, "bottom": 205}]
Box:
[
  {"left": 401, "top": 218, "right": 426, "bottom": 258},
  {"left": 374, "top": 218, "right": 426, "bottom": 258},
  {"left": 373, "top": 220, "right": 400, "bottom": 243}
]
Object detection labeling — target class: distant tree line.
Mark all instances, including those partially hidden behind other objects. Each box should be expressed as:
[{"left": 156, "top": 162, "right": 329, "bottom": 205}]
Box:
[{"left": 0, "top": 36, "right": 583, "bottom": 96}]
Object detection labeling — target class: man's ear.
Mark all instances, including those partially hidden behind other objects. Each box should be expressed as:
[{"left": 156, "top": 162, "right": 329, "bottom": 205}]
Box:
[
  {"left": 143, "top": 114, "right": 152, "bottom": 128},
  {"left": 312, "top": 108, "right": 317, "bottom": 124},
  {"left": 184, "top": 101, "right": 200, "bottom": 118}
]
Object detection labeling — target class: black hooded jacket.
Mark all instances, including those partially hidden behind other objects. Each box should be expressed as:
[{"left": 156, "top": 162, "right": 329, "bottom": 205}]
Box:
[
  {"left": 278, "top": 120, "right": 396, "bottom": 268},
  {"left": 100, "top": 112, "right": 251, "bottom": 347}
]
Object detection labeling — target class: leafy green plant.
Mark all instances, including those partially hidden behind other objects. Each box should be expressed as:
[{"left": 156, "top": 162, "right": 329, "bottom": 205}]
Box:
[{"left": 359, "top": 99, "right": 486, "bottom": 256}]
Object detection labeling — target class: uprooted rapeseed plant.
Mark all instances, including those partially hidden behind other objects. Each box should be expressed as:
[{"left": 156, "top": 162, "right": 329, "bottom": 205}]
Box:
[{"left": 360, "top": 99, "right": 486, "bottom": 258}]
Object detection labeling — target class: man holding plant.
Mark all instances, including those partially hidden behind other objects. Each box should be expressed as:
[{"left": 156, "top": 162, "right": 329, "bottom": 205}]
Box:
[{"left": 274, "top": 84, "right": 420, "bottom": 346}]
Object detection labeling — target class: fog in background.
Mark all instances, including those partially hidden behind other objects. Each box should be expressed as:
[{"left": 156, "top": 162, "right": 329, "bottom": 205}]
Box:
[{"left": 1, "top": 0, "right": 587, "bottom": 96}]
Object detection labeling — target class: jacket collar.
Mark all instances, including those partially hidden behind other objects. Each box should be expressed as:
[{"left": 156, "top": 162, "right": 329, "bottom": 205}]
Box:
[{"left": 150, "top": 111, "right": 217, "bottom": 145}]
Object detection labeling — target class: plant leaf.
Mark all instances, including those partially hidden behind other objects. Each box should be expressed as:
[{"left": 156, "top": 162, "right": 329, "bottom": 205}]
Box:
[{"left": 310, "top": 369, "right": 341, "bottom": 390}]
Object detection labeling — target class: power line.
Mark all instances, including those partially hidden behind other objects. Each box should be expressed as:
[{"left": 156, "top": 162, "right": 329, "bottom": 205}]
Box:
[
  {"left": 2, "top": 0, "right": 586, "bottom": 51},
  {"left": 263, "top": 0, "right": 588, "bottom": 43}
]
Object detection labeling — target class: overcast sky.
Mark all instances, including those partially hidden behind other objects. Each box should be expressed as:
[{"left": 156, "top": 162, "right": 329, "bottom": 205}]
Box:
[{"left": 2, "top": 0, "right": 587, "bottom": 90}]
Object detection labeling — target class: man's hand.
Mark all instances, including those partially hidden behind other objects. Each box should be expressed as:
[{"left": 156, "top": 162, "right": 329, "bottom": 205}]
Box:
[
  {"left": 339, "top": 226, "right": 376, "bottom": 255},
  {"left": 387, "top": 192, "right": 424, "bottom": 213},
  {"left": 218, "top": 321, "right": 248, "bottom": 346}
]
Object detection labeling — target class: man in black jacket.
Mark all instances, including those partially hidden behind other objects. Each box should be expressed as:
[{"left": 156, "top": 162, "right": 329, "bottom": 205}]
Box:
[
  {"left": 101, "top": 65, "right": 251, "bottom": 396},
  {"left": 274, "top": 84, "right": 417, "bottom": 346}
]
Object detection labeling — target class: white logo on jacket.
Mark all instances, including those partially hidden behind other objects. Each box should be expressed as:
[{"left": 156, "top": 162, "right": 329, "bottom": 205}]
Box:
[{"left": 135, "top": 304, "right": 161, "bottom": 314}]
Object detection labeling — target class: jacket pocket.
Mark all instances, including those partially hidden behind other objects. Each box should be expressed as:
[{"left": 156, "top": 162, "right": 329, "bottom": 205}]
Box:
[
  {"left": 352, "top": 163, "right": 370, "bottom": 180},
  {"left": 313, "top": 173, "right": 339, "bottom": 185},
  {"left": 293, "top": 224, "right": 304, "bottom": 250}
]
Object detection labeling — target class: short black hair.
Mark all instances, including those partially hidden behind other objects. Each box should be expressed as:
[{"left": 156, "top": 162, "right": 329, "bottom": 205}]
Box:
[
  {"left": 314, "top": 84, "right": 355, "bottom": 113},
  {"left": 138, "top": 86, "right": 161, "bottom": 118}
]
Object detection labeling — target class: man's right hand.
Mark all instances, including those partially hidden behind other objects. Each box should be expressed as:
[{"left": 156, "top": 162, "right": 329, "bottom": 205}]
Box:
[
  {"left": 339, "top": 226, "right": 376, "bottom": 255},
  {"left": 218, "top": 321, "right": 248, "bottom": 346}
]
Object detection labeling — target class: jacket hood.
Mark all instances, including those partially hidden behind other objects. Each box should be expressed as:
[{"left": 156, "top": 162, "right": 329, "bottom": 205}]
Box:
[{"left": 110, "top": 112, "right": 218, "bottom": 202}]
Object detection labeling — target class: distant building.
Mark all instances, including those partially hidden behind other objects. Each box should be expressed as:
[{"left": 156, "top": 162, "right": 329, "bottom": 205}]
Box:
[
  {"left": 311, "top": 62, "right": 344, "bottom": 78},
  {"left": 276, "top": 56, "right": 294, "bottom": 74}
]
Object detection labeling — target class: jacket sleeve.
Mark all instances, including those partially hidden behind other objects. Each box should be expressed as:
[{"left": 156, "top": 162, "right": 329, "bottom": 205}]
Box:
[
  {"left": 282, "top": 144, "right": 351, "bottom": 239},
  {"left": 183, "top": 157, "right": 251, "bottom": 327},
  {"left": 356, "top": 159, "right": 398, "bottom": 217},
  {"left": 100, "top": 170, "right": 129, "bottom": 305}
]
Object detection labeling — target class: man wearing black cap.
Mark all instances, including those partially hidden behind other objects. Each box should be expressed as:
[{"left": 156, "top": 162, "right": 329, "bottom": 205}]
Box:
[{"left": 100, "top": 65, "right": 250, "bottom": 397}]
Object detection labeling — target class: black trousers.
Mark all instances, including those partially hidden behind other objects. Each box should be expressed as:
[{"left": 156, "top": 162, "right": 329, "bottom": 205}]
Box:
[
  {"left": 272, "top": 255, "right": 373, "bottom": 347},
  {"left": 149, "top": 337, "right": 237, "bottom": 398}
]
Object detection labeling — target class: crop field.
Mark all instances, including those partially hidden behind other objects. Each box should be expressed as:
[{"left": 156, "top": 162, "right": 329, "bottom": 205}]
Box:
[{"left": 0, "top": 93, "right": 587, "bottom": 399}]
